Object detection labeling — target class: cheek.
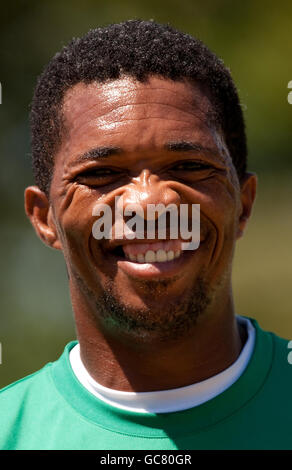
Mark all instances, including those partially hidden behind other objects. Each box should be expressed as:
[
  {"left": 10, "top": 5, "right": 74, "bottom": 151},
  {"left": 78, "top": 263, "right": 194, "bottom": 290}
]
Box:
[
  {"left": 168, "top": 177, "right": 238, "bottom": 232},
  {"left": 55, "top": 187, "right": 100, "bottom": 261}
]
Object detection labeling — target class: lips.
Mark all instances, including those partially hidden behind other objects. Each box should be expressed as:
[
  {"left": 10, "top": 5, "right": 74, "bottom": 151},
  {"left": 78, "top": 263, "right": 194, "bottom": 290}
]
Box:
[{"left": 98, "top": 235, "right": 205, "bottom": 281}]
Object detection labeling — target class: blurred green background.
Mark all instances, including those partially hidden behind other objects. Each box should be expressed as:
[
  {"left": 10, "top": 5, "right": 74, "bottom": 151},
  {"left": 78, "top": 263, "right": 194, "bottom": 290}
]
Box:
[{"left": 0, "top": 0, "right": 291, "bottom": 388}]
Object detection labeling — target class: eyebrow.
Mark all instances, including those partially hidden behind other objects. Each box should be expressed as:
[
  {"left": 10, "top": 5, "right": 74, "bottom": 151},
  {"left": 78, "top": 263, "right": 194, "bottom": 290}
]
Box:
[
  {"left": 73, "top": 140, "right": 223, "bottom": 165},
  {"left": 74, "top": 146, "right": 122, "bottom": 164},
  {"left": 165, "top": 141, "right": 220, "bottom": 158}
]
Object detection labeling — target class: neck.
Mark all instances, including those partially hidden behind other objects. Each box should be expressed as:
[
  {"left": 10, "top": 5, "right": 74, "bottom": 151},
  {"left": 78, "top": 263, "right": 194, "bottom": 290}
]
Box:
[{"left": 71, "top": 287, "right": 245, "bottom": 392}]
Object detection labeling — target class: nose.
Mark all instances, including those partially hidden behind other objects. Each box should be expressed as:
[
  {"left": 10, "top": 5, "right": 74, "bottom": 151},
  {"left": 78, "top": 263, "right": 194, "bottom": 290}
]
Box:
[{"left": 121, "top": 169, "right": 181, "bottom": 218}]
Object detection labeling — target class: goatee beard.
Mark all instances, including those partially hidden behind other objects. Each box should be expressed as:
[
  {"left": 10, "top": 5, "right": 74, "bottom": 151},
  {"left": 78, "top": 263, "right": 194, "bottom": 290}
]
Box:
[{"left": 88, "top": 276, "right": 213, "bottom": 341}]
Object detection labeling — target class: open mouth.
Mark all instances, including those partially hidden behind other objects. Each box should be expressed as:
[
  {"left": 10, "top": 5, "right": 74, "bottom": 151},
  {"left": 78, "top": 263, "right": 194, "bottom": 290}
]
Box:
[
  {"left": 99, "top": 238, "right": 204, "bottom": 280},
  {"left": 108, "top": 239, "right": 191, "bottom": 263}
]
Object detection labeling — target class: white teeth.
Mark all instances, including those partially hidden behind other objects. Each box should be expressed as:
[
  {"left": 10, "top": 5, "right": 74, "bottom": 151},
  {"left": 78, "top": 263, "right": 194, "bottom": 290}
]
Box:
[
  {"left": 137, "top": 253, "right": 145, "bottom": 263},
  {"left": 156, "top": 249, "right": 168, "bottom": 262},
  {"left": 144, "top": 250, "right": 156, "bottom": 263},
  {"left": 125, "top": 248, "right": 182, "bottom": 263}
]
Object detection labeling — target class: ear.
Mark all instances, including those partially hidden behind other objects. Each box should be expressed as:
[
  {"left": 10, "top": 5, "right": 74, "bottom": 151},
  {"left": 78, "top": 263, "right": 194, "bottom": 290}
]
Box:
[
  {"left": 24, "top": 186, "right": 62, "bottom": 250},
  {"left": 236, "top": 172, "right": 258, "bottom": 240}
]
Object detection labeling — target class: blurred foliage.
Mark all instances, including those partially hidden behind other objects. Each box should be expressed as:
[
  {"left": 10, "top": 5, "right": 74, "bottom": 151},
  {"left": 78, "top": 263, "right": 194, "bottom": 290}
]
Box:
[{"left": 0, "top": 0, "right": 291, "bottom": 387}]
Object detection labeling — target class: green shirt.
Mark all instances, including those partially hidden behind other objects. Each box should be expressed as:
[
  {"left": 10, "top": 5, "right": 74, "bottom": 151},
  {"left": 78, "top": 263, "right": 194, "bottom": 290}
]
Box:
[{"left": 1, "top": 317, "right": 292, "bottom": 450}]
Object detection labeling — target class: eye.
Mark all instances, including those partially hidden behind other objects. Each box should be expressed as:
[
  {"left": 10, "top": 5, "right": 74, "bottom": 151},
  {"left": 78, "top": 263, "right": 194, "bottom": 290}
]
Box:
[
  {"left": 80, "top": 168, "right": 118, "bottom": 177},
  {"left": 75, "top": 167, "right": 121, "bottom": 186},
  {"left": 173, "top": 161, "right": 211, "bottom": 171}
]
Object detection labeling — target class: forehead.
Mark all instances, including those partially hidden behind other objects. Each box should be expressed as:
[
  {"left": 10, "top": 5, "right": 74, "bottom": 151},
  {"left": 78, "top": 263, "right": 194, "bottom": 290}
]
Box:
[
  {"left": 61, "top": 76, "right": 218, "bottom": 146},
  {"left": 62, "top": 76, "right": 213, "bottom": 120}
]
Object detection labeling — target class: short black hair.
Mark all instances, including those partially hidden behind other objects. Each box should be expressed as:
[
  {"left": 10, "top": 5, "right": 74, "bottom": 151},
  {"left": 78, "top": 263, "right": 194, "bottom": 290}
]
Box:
[{"left": 30, "top": 19, "right": 247, "bottom": 196}]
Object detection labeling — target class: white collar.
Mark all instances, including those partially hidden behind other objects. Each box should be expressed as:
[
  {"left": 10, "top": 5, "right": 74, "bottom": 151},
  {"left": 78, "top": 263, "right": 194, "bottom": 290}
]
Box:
[{"left": 69, "top": 315, "right": 255, "bottom": 414}]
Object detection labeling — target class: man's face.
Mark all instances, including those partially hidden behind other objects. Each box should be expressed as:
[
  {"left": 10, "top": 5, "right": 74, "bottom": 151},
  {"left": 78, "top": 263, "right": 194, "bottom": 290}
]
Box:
[{"left": 27, "top": 76, "right": 256, "bottom": 339}]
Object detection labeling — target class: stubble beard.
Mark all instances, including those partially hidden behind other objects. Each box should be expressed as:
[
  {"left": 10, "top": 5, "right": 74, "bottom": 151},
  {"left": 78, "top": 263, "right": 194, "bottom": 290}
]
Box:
[{"left": 75, "top": 271, "right": 214, "bottom": 342}]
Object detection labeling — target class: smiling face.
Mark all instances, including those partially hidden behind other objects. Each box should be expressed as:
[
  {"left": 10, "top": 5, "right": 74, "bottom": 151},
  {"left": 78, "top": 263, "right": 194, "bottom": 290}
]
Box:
[{"left": 25, "top": 76, "right": 257, "bottom": 340}]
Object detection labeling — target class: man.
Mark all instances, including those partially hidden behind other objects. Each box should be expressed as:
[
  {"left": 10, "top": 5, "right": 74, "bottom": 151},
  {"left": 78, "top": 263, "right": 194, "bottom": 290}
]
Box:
[{"left": 0, "top": 19, "right": 291, "bottom": 450}]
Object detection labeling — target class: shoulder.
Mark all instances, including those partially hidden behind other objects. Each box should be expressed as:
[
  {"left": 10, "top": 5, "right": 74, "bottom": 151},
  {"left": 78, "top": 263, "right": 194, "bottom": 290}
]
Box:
[
  {"left": 0, "top": 362, "right": 53, "bottom": 399},
  {"left": 268, "top": 328, "right": 292, "bottom": 377},
  {"left": 0, "top": 362, "right": 55, "bottom": 423},
  {"left": 0, "top": 363, "right": 54, "bottom": 448},
  {"left": 252, "top": 317, "right": 292, "bottom": 363},
  {"left": 0, "top": 343, "right": 76, "bottom": 449},
  {"left": 0, "top": 341, "right": 77, "bottom": 406},
  {"left": 248, "top": 316, "right": 292, "bottom": 387}
]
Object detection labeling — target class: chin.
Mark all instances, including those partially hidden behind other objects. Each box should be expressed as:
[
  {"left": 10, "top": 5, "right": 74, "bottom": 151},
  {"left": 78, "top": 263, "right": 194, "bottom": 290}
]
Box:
[{"left": 93, "top": 276, "right": 212, "bottom": 341}]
